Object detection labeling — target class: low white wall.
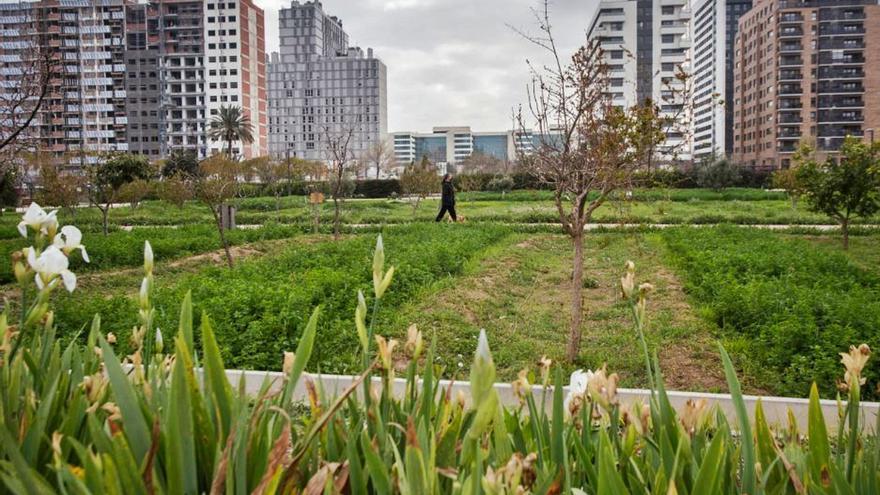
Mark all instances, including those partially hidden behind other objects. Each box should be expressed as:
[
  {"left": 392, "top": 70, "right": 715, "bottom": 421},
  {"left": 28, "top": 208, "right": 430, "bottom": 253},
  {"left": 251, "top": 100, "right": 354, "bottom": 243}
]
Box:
[{"left": 223, "top": 369, "right": 880, "bottom": 432}]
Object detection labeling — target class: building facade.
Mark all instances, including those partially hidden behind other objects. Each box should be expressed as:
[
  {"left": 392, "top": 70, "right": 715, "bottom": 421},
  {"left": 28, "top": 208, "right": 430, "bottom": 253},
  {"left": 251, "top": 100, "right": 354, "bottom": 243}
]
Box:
[
  {"left": 0, "top": 0, "right": 266, "bottom": 162},
  {"left": 0, "top": 0, "right": 130, "bottom": 164},
  {"left": 587, "top": 0, "right": 693, "bottom": 162},
  {"left": 690, "top": 0, "right": 752, "bottom": 160},
  {"left": 267, "top": 1, "right": 388, "bottom": 163},
  {"left": 391, "top": 127, "right": 544, "bottom": 171},
  {"left": 733, "top": 0, "right": 880, "bottom": 169}
]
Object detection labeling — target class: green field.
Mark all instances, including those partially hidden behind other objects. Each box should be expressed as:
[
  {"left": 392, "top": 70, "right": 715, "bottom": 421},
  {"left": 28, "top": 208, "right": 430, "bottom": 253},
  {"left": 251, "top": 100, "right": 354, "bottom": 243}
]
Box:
[{"left": 3, "top": 189, "right": 878, "bottom": 399}]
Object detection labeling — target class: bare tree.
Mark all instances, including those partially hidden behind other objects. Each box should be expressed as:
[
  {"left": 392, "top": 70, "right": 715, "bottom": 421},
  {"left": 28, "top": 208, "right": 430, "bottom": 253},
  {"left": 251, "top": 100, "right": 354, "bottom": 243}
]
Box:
[
  {"left": 251, "top": 156, "right": 288, "bottom": 212},
  {"left": 0, "top": 34, "right": 54, "bottom": 160},
  {"left": 458, "top": 151, "right": 511, "bottom": 175},
  {"left": 361, "top": 138, "right": 396, "bottom": 179},
  {"left": 400, "top": 156, "right": 439, "bottom": 214},
  {"left": 32, "top": 152, "right": 82, "bottom": 214},
  {"left": 513, "top": 1, "right": 666, "bottom": 361},
  {"left": 321, "top": 125, "right": 358, "bottom": 240},
  {"left": 194, "top": 154, "right": 239, "bottom": 268}
]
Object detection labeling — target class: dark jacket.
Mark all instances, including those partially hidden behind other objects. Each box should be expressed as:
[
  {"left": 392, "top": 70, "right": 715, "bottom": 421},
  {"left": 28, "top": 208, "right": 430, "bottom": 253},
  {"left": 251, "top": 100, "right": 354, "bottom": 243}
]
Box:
[{"left": 441, "top": 181, "right": 456, "bottom": 206}]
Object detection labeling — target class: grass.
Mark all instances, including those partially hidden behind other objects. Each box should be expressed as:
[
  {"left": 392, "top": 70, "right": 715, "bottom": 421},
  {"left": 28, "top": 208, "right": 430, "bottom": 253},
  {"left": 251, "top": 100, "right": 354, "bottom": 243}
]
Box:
[
  {"left": 662, "top": 226, "right": 880, "bottom": 399},
  {"left": 43, "top": 223, "right": 513, "bottom": 373},
  {"left": 6, "top": 194, "right": 878, "bottom": 398},
  {"left": 387, "top": 232, "right": 732, "bottom": 392},
  {"left": 3, "top": 188, "right": 875, "bottom": 239}
]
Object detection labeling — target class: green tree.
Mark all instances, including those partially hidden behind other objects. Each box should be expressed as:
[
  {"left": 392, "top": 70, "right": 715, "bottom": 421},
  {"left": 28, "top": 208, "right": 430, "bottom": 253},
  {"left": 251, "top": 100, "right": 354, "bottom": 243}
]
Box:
[
  {"left": 694, "top": 154, "right": 741, "bottom": 192},
  {"left": 208, "top": 105, "right": 254, "bottom": 159},
  {"left": 161, "top": 149, "right": 199, "bottom": 178},
  {"left": 771, "top": 167, "right": 806, "bottom": 210},
  {"left": 399, "top": 157, "right": 438, "bottom": 214},
  {"left": 487, "top": 175, "right": 514, "bottom": 199},
  {"left": 87, "top": 153, "right": 153, "bottom": 234},
  {"left": 796, "top": 137, "right": 880, "bottom": 249}
]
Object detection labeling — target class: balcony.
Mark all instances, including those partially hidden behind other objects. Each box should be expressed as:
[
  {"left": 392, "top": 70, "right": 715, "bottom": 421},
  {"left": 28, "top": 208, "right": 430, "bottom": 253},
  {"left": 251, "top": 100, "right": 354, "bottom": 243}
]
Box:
[
  {"left": 818, "top": 52, "right": 865, "bottom": 65},
  {"left": 817, "top": 95, "right": 862, "bottom": 109},
  {"left": 818, "top": 81, "right": 864, "bottom": 94},
  {"left": 779, "top": 13, "right": 803, "bottom": 23},
  {"left": 818, "top": 125, "right": 863, "bottom": 138},
  {"left": 779, "top": 55, "right": 803, "bottom": 67},
  {"left": 817, "top": 67, "right": 863, "bottom": 80},
  {"left": 818, "top": 38, "right": 864, "bottom": 50},
  {"left": 779, "top": 114, "right": 803, "bottom": 124},
  {"left": 779, "top": 83, "right": 802, "bottom": 95},
  {"left": 778, "top": 99, "right": 803, "bottom": 110},
  {"left": 778, "top": 142, "right": 798, "bottom": 153},
  {"left": 818, "top": 110, "right": 862, "bottom": 123},
  {"left": 779, "top": 41, "right": 802, "bottom": 52},
  {"left": 779, "top": 69, "right": 802, "bottom": 81},
  {"left": 778, "top": 128, "right": 803, "bottom": 138},
  {"left": 779, "top": 26, "right": 803, "bottom": 38},
  {"left": 819, "top": 24, "right": 865, "bottom": 36},
  {"left": 818, "top": 9, "right": 865, "bottom": 22}
]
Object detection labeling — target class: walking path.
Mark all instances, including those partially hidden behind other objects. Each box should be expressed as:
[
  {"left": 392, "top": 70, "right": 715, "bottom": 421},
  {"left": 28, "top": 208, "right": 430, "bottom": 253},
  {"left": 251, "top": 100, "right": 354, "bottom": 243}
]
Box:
[{"left": 115, "top": 222, "right": 879, "bottom": 232}]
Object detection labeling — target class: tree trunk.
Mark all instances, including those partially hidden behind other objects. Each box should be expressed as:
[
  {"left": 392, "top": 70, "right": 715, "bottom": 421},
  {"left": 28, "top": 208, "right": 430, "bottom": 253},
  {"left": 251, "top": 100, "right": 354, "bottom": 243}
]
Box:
[
  {"left": 101, "top": 205, "right": 109, "bottom": 236},
  {"left": 566, "top": 229, "right": 585, "bottom": 362},
  {"left": 332, "top": 197, "right": 341, "bottom": 240},
  {"left": 212, "top": 206, "right": 235, "bottom": 268},
  {"left": 841, "top": 218, "right": 850, "bottom": 250},
  {"left": 375, "top": 165, "right": 380, "bottom": 180}
]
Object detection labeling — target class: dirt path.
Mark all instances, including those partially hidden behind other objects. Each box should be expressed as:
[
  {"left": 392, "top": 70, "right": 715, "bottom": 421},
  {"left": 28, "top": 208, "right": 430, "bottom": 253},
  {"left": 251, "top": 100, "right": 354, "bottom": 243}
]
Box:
[{"left": 390, "top": 233, "right": 735, "bottom": 393}]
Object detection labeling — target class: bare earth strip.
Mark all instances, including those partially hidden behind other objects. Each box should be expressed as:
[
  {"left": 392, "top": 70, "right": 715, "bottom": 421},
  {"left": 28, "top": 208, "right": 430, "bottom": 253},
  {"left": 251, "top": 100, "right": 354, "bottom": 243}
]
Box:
[{"left": 389, "top": 232, "right": 740, "bottom": 393}]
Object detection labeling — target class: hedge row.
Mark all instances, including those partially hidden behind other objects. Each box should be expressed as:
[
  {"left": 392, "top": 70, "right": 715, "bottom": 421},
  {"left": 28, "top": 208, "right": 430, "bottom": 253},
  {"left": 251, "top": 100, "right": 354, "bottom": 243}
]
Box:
[{"left": 234, "top": 169, "right": 774, "bottom": 199}]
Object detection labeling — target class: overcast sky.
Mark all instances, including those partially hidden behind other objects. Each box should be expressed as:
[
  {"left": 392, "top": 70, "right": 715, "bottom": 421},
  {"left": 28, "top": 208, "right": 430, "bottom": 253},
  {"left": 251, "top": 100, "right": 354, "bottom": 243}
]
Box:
[{"left": 254, "top": 0, "right": 599, "bottom": 133}]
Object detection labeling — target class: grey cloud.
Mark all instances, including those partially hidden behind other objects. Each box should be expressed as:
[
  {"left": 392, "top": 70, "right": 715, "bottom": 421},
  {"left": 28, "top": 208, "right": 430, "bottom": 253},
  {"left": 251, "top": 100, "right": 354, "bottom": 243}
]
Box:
[{"left": 256, "top": 0, "right": 599, "bottom": 131}]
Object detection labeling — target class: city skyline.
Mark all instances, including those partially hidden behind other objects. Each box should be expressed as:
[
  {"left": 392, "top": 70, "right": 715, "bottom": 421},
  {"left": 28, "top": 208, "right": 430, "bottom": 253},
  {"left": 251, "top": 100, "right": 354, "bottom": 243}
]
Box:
[{"left": 256, "top": 0, "right": 600, "bottom": 133}]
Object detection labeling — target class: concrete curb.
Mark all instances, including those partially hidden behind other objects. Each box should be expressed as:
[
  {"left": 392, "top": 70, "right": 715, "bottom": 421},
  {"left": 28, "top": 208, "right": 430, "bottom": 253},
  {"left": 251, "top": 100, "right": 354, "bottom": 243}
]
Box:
[{"left": 222, "top": 369, "right": 879, "bottom": 432}]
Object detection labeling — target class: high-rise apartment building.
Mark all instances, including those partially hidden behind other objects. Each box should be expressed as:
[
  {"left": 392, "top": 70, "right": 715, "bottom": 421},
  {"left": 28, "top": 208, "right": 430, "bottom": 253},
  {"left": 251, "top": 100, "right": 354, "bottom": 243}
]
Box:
[
  {"left": 204, "top": 0, "right": 267, "bottom": 157},
  {"left": 733, "top": 0, "right": 880, "bottom": 169},
  {"left": 124, "top": 0, "right": 266, "bottom": 160},
  {"left": 267, "top": 1, "right": 388, "bottom": 163},
  {"left": 690, "top": 0, "right": 752, "bottom": 160},
  {"left": 0, "top": 0, "right": 129, "bottom": 163},
  {"left": 587, "top": 0, "right": 693, "bottom": 162},
  {"left": 0, "top": 0, "right": 266, "bottom": 162}
]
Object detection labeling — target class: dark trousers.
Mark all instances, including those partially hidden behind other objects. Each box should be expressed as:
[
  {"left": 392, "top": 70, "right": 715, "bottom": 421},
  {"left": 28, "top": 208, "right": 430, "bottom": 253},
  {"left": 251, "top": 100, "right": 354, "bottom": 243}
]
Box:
[{"left": 435, "top": 204, "right": 457, "bottom": 222}]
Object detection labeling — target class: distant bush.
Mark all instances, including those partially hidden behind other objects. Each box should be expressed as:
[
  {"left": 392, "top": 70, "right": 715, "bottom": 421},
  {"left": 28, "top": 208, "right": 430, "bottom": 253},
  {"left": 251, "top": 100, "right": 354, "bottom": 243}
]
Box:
[{"left": 354, "top": 179, "right": 401, "bottom": 198}]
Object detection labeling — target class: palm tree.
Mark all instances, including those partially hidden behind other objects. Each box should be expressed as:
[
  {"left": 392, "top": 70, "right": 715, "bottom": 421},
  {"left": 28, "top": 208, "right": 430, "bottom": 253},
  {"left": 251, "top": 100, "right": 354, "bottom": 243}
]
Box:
[{"left": 208, "top": 105, "right": 254, "bottom": 159}]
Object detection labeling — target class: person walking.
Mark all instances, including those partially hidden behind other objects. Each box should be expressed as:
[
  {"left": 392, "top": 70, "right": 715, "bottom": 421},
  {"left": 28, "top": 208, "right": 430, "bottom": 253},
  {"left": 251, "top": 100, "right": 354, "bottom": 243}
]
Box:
[{"left": 435, "top": 173, "right": 457, "bottom": 222}]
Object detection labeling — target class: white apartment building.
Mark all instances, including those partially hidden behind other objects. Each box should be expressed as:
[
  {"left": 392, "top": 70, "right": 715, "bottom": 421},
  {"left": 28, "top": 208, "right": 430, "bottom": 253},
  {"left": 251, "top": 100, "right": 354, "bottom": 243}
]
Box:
[
  {"left": 690, "top": 0, "right": 752, "bottom": 160},
  {"left": 587, "top": 0, "right": 693, "bottom": 162},
  {"left": 204, "top": 0, "right": 268, "bottom": 158}
]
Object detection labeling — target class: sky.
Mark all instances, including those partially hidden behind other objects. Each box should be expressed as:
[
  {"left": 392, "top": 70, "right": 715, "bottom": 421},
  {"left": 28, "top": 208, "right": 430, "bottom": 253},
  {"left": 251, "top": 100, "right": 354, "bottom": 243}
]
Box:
[{"left": 254, "top": 0, "right": 600, "bottom": 133}]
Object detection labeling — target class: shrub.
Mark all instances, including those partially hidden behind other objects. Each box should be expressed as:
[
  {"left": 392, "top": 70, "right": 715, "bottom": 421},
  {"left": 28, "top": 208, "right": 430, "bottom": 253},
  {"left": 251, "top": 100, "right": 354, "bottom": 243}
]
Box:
[
  {"left": 693, "top": 156, "right": 742, "bottom": 191},
  {"left": 487, "top": 176, "right": 515, "bottom": 198},
  {"left": 354, "top": 179, "right": 401, "bottom": 198}
]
